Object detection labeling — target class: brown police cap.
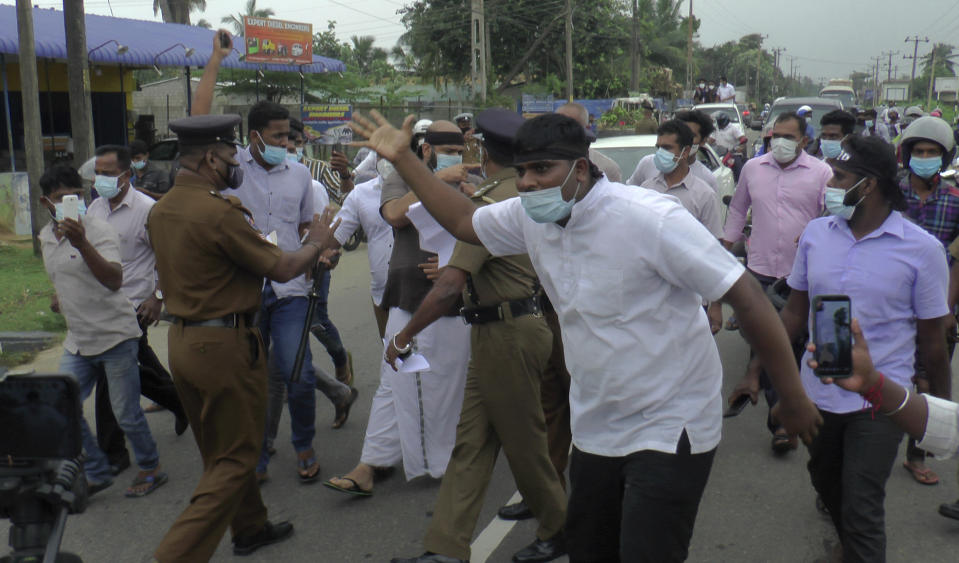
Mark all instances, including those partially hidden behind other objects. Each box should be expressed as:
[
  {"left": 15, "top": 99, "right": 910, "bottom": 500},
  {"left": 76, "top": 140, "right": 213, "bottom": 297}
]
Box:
[{"left": 169, "top": 114, "right": 242, "bottom": 146}]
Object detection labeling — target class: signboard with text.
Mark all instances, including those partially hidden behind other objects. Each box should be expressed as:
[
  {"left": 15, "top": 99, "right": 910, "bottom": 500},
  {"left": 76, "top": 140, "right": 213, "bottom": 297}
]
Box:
[
  {"left": 302, "top": 104, "right": 353, "bottom": 144},
  {"left": 243, "top": 16, "right": 313, "bottom": 65}
]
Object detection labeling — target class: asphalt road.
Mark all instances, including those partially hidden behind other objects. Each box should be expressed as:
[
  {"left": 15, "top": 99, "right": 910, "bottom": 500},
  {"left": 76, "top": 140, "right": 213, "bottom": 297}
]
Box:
[{"left": 6, "top": 242, "right": 959, "bottom": 563}]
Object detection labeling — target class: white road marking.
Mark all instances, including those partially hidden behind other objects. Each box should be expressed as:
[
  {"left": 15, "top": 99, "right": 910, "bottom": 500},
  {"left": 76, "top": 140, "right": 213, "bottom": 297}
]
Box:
[{"left": 469, "top": 490, "right": 523, "bottom": 563}]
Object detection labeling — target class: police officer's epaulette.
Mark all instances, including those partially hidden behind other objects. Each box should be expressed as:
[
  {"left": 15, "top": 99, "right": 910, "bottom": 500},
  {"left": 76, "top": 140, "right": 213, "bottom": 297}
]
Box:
[
  {"left": 221, "top": 193, "right": 257, "bottom": 226},
  {"left": 471, "top": 178, "right": 505, "bottom": 204}
]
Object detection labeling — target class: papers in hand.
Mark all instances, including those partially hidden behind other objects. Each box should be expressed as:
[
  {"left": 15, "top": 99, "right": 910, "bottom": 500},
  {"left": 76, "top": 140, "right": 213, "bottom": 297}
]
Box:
[
  {"left": 396, "top": 353, "right": 430, "bottom": 373},
  {"left": 265, "top": 230, "right": 278, "bottom": 246},
  {"left": 406, "top": 202, "right": 456, "bottom": 267}
]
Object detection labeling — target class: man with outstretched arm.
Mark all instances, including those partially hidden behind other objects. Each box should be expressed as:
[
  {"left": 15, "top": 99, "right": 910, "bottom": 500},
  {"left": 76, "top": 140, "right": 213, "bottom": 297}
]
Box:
[{"left": 350, "top": 110, "right": 822, "bottom": 562}]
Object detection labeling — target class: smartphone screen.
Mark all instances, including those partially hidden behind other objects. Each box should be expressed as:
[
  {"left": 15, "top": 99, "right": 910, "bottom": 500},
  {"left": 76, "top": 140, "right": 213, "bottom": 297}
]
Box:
[
  {"left": 220, "top": 31, "right": 231, "bottom": 49},
  {"left": 812, "top": 295, "right": 853, "bottom": 377}
]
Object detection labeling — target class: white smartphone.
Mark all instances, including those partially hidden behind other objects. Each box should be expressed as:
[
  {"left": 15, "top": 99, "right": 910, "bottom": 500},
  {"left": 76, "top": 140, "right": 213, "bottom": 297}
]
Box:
[{"left": 61, "top": 195, "right": 79, "bottom": 221}]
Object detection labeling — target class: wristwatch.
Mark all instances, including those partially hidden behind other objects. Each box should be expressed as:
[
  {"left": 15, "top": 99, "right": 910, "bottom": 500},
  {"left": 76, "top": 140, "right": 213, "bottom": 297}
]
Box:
[{"left": 154, "top": 288, "right": 164, "bottom": 300}]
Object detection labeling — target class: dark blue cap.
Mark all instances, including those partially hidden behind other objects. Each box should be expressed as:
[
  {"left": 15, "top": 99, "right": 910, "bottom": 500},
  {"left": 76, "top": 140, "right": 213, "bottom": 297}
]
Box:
[
  {"left": 169, "top": 114, "right": 242, "bottom": 146},
  {"left": 475, "top": 109, "right": 525, "bottom": 158}
]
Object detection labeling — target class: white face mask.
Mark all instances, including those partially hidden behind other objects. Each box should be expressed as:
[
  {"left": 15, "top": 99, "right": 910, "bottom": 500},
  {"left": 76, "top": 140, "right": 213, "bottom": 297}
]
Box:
[{"left": 770, "top": 137, "right": 799, "bottom": 164}]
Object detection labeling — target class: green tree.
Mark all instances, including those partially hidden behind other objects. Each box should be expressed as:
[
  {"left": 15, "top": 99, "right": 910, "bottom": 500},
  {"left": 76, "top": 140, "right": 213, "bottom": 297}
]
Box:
[
  {"left": 153, "top": 0, "right": 206, "bottom": 25},
  {"left": 221, "top": 0, "right": 275, "bottom": 35}
]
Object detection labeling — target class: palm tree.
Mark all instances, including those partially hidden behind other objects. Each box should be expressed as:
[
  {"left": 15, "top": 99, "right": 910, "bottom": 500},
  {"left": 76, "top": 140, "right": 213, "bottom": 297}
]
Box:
[
  {"left": 921, "top": 43, "right": 957, "bottom": 77},
  {"left": 221, "top": 0, "right": 276, "bottom": 35},
  {"left": 195, "top": 19, "right": 212, "bottom": 29},
  {"left": 153, "top": 0, "right": 207, "bottom": 25}
]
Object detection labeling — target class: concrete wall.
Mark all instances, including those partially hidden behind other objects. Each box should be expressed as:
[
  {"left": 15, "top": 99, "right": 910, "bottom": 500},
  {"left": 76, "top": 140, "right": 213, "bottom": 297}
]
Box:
[{"left": 0, "top": 172, "right": 31, "bottom": 236}]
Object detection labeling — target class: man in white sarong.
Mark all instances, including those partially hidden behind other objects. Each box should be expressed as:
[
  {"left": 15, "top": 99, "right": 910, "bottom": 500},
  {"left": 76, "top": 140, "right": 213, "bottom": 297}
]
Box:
[{"left": 323, "top": 121, "right": 473, "bottom": 493}]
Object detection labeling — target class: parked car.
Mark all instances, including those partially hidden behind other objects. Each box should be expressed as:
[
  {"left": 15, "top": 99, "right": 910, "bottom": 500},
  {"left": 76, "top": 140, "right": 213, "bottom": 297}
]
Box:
[
  {"left": 693, "top": 103, "right": 743, "bottom": 127},
  {"left": 590, "top": 134, "right": 737, "bottom": 222},
  {"left": 762, "top": 97, "right": 843, "bottom": 139}
]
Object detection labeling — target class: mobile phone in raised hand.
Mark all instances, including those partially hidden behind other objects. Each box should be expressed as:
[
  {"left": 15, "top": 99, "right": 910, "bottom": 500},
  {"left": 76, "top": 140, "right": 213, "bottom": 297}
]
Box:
[
  {"left": 61, "top": 195, "right": 79, "bottom": 221},
  {"left": 220, "top": 31, "right": 231, "bottom": 49},
  {"left": 812, "top": 295, "right": 853, "bottom": 378}
]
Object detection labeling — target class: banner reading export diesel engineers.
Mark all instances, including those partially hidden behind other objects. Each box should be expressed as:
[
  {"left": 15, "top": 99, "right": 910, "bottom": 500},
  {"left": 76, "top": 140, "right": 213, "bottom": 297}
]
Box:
[{"left": 243, "top": 16, "right": 313, "bottom": 65}]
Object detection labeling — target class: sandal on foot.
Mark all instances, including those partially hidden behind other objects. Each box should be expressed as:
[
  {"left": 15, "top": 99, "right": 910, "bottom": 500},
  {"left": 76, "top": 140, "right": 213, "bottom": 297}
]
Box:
[
  {"left": 322, "top": 476, "right": 372, "bottom": 497},
  {"left": 297, "top": 455, "right": 320, "bottom": 484},
  {"left": 903, "top": 461, "right": 939, "bottom": 485},
  {"left": 771, "top": 431, "right": 797, "bottom": 454},
  {"left": 336, "top": 351, "right": 355, "bottom": 387},
  {"left": 333, "top": 388, "right": 359, "bottom": 429},
  {"left": 125, "top": 471, "right": 168, "bottom": 497}
]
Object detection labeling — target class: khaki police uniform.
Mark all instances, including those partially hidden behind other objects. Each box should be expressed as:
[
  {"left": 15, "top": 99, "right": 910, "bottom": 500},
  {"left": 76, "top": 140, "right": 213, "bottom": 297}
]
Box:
[
  {"left": 150, "top": 169, "right": 283, "bottom": 561},
  {"left": 422, "top": 167, "right": 567, "bottom": 560},
  {"left": 635, "top": 115, "right": 658, "bottom": 134}
]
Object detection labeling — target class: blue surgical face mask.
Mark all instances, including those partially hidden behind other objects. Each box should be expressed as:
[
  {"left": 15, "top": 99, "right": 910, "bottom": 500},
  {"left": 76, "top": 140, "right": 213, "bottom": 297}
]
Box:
[
  {"left": 53, "top": 201, "right": 87, "bottom": 222},
  {"left": 94, "top": 173, "right": 123, "bottom": 199},
  {"left": 435, "top": 153, "right": 463, "bottom": 171},
  {"left": 254, "top": 132, "right": 288, "bottom": 166},
  {"left": 910, "top": 156, "right": 942, "bottom": 179},
  {"left": 820, "top": 139, "right": 842, "bottom": 159},
  {"left": 653, "top": 147, "right": 686, "bottom": 174},
  {"left": 519, "top": 161, "right": 581, "bottom": 223},
  {"left": 131, "top": 160, "right": 147, "bottom": 170},
  {"left": 865, "top": 120, "right": 874, "bottom": 129},
  {"left": 825, "top": 177, "right": 866, "bottom": 220}
]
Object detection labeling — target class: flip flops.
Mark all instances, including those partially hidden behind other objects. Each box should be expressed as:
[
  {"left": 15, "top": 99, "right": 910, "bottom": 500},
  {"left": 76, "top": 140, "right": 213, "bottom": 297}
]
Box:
[
  {"left": 332, "top": 388, "right": 359, "bottom": 429},
  {"left": 903, "top": 461, "right": 940, "bottom": 485},
  {"left": 297, "top": 454, "right": 321, "bottom": 483},
  {"left": 124, "top": 471, "right": 168, "bottom": 497},
  {"left": 322, "top": 476, "right": 372, "bottom": 497}
]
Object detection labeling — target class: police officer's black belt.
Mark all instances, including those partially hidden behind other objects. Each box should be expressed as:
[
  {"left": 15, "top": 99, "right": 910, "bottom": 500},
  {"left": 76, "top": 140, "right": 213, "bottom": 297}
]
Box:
[
  {"left": 461, "top": 296, "right": 542, "bottom": 325},
  {"left": 179, "top": 313, "right": 253, "bottom": 328}
]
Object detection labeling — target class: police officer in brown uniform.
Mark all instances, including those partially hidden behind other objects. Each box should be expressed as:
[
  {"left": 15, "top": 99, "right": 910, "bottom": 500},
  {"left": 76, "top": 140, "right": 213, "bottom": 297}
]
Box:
[
  {"left": 388, "top": 109, "right": 567, "bottom": 563},
  {"left": 148, "top": 114, "right": 340, "bottom": 561}
]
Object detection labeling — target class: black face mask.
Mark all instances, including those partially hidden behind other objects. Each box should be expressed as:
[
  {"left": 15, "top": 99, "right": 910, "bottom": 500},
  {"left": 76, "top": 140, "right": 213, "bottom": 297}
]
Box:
[{"left": 214, "top": 153, "right": 244, "bottom": 189}]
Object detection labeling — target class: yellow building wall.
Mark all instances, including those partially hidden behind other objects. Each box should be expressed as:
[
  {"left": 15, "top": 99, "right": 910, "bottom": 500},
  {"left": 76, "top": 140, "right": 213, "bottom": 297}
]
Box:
[{"left": 2, "top": 61, "right": 134, "bottom": 107}]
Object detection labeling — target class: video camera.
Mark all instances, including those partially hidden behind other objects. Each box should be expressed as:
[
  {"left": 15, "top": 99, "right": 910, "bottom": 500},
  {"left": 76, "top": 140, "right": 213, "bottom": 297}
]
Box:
[{"left": 0, "top": 373, "right": 86, "bottom": 563}]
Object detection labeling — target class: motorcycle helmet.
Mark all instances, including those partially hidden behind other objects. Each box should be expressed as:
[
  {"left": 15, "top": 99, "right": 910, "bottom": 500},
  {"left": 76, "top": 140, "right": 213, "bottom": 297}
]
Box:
[
  {"left": 713, "top": 112, "right": 730, "bottom": 130},
  {"left": 900, "top": 116, "right": 957, "bottom": 172},
  {"left": 410, "top": 118, "right": 433, "bottom": 152},
  {"left": 797, "top": 105, "right": 812, "bottom": 117}
]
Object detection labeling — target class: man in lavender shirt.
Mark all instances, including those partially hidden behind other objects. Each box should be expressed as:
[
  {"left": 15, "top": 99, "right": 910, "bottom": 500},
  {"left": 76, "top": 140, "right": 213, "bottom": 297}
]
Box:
[
  {"left": 724, "top": 112, "right": 832, "bottom": 452},
  {"left": 775, "top": 136, "right": 950, "bottom": 562}
]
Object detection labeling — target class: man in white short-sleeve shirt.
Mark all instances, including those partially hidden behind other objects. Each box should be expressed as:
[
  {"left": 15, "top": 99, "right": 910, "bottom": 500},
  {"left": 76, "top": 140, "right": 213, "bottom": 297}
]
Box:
[{"left": 351, "top": 111, "right": 822, "bottom": 562}]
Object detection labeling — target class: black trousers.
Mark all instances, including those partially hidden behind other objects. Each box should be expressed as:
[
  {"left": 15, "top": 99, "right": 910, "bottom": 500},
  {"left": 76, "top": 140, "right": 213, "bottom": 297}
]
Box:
[
  {"left": 566, "top": 432, "right": 716, "bottom": 563},
  {"left": 96, "top": 321, "right": 184, "bottom": 465},
  {"left": 807, "top": 410, "right": 903, "bottom": 563}
]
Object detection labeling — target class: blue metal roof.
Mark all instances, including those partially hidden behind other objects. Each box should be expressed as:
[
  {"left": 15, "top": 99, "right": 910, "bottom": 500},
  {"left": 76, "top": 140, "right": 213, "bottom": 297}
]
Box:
[{"left": 0, "top": 5, "right": 345, "bottom": 73}]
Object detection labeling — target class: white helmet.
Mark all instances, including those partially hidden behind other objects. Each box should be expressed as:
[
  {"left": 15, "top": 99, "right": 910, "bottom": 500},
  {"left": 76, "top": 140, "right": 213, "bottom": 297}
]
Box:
[
  {"left": 797, "top": 105, "right": 812, "bottom": 116},
  {"left": 413, "top": 119, "right": 433, "bottom": 136}
]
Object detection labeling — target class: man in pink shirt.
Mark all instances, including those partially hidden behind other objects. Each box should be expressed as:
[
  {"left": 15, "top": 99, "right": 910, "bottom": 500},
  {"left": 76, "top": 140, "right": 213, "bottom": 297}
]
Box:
[{"left": 724, "top": 112, "right": 831, "bottom": 453}]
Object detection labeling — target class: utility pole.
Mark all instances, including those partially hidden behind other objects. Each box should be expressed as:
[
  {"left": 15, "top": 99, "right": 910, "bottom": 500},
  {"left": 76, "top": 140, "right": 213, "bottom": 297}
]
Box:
[
  {"left": 904, "top": 35, "right": 930, "bottom": 84},
  {"left": 470, "top": 0, "right": 487, "bottom": 102},
  {"left": 630, "top": 0, "right": 640, "bottom": 92},
  {"left": 685, "top": 0, "right": 693, "bottom": 92},
  {"left": 927, "top": 47, "right": 937, "bottom": 110},
  {"left": 15, "top": 0, "right": 46, "bottom": 255},
  {"left": 871, "top": 55, "right": 882, "bottom": 103},
  {"left": 754, "top": 35, "right": 767, "bottom": 103},
  {"left": 565, "top": 0, "right": 573, "bottom": 101},
  {"left": 771, "top": 47, "right": 785, "bottom": 95},
  {"left": 881, "top": 50, "right": 898, "bottom": 81},
  {"left": 64, "top": 0, "right": 95, "bottom": 173}
]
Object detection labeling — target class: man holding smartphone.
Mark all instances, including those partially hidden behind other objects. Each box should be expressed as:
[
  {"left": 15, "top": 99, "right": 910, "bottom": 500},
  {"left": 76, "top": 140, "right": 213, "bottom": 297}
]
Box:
[{"left": 775, "top": 135, "right": 950, "bottom": 562}]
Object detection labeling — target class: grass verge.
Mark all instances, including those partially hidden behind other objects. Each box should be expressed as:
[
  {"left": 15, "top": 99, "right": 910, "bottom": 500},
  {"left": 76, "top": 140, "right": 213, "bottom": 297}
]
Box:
[{"left": 0, "top": 240, "right": 65, "bottom": 366}]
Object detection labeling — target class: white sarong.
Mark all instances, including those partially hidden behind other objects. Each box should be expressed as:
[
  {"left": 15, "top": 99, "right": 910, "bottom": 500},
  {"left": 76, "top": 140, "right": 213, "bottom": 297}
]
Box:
[{"left": 360, "top": 308, "right": 470, "bottom": 480}]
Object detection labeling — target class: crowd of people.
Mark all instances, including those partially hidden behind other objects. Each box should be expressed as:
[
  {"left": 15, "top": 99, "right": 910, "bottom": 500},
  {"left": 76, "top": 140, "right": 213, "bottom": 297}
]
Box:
[{"left": 29, "top": 28, "right": 959, "bottom": 563}]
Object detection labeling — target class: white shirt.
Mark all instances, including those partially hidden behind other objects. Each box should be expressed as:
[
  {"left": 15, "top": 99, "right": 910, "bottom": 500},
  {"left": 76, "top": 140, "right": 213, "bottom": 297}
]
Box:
[
  {"left": 87, "top": 186, "right": 156, "bottom": 307},
  {"left": 628, "top": 153, "right": 720, "bottom": 194},
  {"left": 353, "top": 150, "right": 379, "bottom": 184},
  {"left": 312, "top": 179, "right": 331, "bottom": 213},
  {"left": 471, "top": 177, "right": 745, "bottom": 456},
  {"left": 39, "top": 217, "right": 141, "bottom": 356},
  {"left": 640, "top": 171, "right": 724, "bottom": 238},
  {"left": 713, "top": 124, "right": 745, "bottom": 153},
  {"left": 919, "top": 394, "right": 959, "bottom": 459},
  {"left": 333, "top": 177, "right": 394, "bottom": 305},
  {"left": 717, "top": 82, "right": 736, "bottom": 101}
]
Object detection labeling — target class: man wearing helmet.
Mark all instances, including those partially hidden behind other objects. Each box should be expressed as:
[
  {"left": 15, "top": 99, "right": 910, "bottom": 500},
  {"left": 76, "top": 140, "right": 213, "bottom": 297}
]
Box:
[
  {"left": 897, "top": 115, "right": 959, "bottom": 488},
  {"left": 709, "top": 112, "right": 747, "bottom": 156}
]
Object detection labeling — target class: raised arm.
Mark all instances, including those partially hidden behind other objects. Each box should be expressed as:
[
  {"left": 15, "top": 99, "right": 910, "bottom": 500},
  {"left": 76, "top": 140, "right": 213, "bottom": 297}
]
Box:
[
  {"left": 192, "top": 29, "right": 234, "bottom": 116},
  {"left": 351, "top": 111, "right": 481, "bottom": 245}
]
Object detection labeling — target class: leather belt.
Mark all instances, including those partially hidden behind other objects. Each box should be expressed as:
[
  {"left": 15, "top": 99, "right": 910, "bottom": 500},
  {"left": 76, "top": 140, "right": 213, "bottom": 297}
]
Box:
[
  {"left": 460, "top": 295, "right": 542, "bottom": 325},
  {"left": 179, "top": 313, "right": 252, "bottom": 328}
]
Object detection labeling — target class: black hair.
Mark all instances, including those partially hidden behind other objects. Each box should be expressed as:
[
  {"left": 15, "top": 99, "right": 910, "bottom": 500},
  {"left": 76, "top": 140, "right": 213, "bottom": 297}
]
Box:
[
  {"left": 774, "top": 112, "right": 807, "bottom": 138},
  {"left": 514, "top": 113, "right": 588, "bottom": 159},
  {"left": 842, "top": 135, "right": 907, "bottom": 211},
  {"left": 39, "top": 164, "right": 82, "bottom": 196},
  {"left": 656, "top": 119, "right": 694, "bottom": 148},
  {"left": 129, "top": 140, "right": 149, "bottom": 157},
  {"left": 248, "top": 100, "right": 290, "bottom": 133},
  {"left": 720, "top": 75, "right": 727, "bottom": 81},
  {"left": 95, "top": 144, "right": 132, "bottom": 170},
  {"left": 289, "top": 118, "right": 304, "bottom": 136},
  {"left": 820, "top": 110, "right": 856, "bottom": 136},
  {"left": 674, "top": 109, "right": 714, "bottom": 140}
]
